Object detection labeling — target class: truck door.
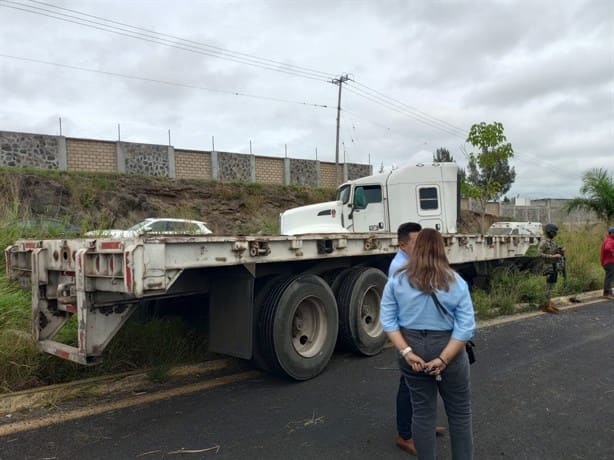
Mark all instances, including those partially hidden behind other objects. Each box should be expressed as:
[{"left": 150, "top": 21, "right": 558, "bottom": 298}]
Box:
[
  {"left": 350, "top": 184, "right": 386, "bottom": 232},
  {"left": 416, "top": 185, "right": 443, "bottom": 231}
]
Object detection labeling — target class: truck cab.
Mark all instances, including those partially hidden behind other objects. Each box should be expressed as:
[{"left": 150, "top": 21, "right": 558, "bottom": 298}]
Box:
[{"left": 281, "top": 162, "right": 460, "bottom": 235}]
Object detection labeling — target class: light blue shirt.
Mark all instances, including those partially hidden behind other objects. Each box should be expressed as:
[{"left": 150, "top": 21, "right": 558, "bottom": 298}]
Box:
[
  {"left": 380, "top": 271, "right": 476, "bottom": 342},
  {"left": 388, "top": 250, "right": 409, "bottom": 277}
]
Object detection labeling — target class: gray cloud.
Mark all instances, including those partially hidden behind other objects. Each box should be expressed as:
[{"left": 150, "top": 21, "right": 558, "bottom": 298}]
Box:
[{"left": 0, "top": 0, "right": 611, "bottom": 198}]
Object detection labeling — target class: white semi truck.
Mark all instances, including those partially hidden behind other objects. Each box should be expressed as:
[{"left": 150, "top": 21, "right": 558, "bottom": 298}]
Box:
[{"left": 5, "top": 163, "right": 538, "bottom": 380}]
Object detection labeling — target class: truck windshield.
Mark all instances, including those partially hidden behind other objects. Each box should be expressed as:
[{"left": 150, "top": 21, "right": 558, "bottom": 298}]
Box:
[{"left": 336, "top": 185, "right": 351, "bottom": 204}]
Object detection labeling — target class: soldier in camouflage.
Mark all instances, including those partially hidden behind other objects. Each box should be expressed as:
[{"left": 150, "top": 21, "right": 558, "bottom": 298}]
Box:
[{"left": 537, "top": 223, "right": 565, "bottom": 314}]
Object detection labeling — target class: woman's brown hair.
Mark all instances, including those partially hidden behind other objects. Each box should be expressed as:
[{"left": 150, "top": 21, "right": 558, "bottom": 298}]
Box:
[{"left": 404, "top": 228, "right": 455, "bottom": 294}]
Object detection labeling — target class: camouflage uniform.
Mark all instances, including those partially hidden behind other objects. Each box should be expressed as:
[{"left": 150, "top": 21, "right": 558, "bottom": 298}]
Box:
[{"left": 538, "top": 237, "right": 562, "bottom": 299}]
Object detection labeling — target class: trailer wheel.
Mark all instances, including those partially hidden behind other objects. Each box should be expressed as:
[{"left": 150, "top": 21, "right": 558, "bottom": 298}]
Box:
[
  {"left": 259, "top": 274, "right": 338, "bottom": 380},
  {"left": 335, "top": 267, "right": 387, "bottom": 356}
]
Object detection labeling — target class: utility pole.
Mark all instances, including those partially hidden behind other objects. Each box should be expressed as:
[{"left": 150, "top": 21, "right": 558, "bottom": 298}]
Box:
[{"left": 332, "top": 74, "right": 350, "bottom": 186}]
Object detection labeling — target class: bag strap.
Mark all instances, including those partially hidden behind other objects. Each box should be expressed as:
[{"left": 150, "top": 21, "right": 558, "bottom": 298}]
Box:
[
  {"left": 433, "top": 292, "right": 476, "bottom": 348},
  {"left": 432, "top": 292, "right": 476, "bottom": 359},
  {"left": 430, "top": 292, "right": 453, "bottom": 320}
]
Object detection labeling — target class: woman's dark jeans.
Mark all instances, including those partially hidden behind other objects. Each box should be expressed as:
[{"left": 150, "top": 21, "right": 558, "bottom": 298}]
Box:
[{"left": 401, "top": 329, "right": 473, "bottom": 460}]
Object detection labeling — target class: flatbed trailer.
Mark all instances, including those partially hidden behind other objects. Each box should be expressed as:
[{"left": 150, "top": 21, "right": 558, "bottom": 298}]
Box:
[{"left": 5, "top": 231, "right": 537, "bottom": 380}]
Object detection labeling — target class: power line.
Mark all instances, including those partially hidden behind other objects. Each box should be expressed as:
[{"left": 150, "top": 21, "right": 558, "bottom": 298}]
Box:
[
  {"left": 27, "top": 0, "right": 335, "bottom": 80},
  {"left": 0, "top": 53, "right": 334, "bottom": 110},
  {"left": 344, "top": 85, "right": 466, "bottom": 139},
  {"left": 342, "top": 108, "right": 393, "bottom": 133},
  {"left": 349, "top": 81, "right": 468, "bottom": 136},
  {"left": 1, "top": 0, "right": 336, "bottom": 83},
  {"left": 0, "top": 0, "right": 477, "bottom": 149},
  {"left": 345, "top": 83, "right": 466, "bottom": 138}
]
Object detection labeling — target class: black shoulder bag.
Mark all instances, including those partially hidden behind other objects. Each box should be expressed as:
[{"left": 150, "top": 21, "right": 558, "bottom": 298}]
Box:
[{"left": 430, "top": 293, "right": 476, "bottom": 365}]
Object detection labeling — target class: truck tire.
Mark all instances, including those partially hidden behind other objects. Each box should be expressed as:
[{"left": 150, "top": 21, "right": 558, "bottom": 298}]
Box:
[
  {"left": 258, "top": 274, "right": 339, "bottom": 380},
  {"left": 335, "top": 267, "right": 387, "bottom": 356}
]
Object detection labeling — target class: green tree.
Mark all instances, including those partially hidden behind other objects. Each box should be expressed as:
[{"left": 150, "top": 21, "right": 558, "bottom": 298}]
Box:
[
  {"left": 565, "top": 168, "right": 614, "bottom": 224},
  {"left": 433, "top": 147, "right": 454, "bottom": 162},
  {"left": 462, "top": 122, "right": 516, "bottom": 233}
]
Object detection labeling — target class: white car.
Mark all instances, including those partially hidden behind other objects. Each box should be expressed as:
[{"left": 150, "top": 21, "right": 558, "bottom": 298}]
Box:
[
  {"left": 487, "top": 221, "right": 543, "bottom": 237},
  {"left": 85, "top": 218, "right": 212, "bottom": 238}
]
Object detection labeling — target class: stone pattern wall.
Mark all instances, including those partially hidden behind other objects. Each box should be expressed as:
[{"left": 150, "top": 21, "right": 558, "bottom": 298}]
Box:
[
  {"left": 175, "top": 149, "right": 211, "bottom": 179},
  {"left": 123, "top": 143, "right": 169, "bottom": 176},
  {"left": 0, "top": 131, "right": 60, "bottom": 168},
  {"left": 0, "top": 130, "right": 372, "bottom": 188},
  {"left": 289, "top": 159, "right": 318, "bottom": 186},
  {"left": 255, "top": 156, "right": 284, "bottom": 184},
  {"left": 217, "top": 152, "right": 252, "bottom": 182},
  {"left": 347, "top": 163, "right": 372, "bottom": 180},
  {"left": 67, "top": 138, "right": 116, "bottom": 172}
]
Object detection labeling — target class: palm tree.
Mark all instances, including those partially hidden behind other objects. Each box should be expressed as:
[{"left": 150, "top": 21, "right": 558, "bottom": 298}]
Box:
[{"left": 565, "top": 168, "right": 614, "bottom": 223}]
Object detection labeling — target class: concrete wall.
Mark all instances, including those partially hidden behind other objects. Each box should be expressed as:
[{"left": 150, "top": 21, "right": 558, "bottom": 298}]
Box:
[
  {"left": 67, "top": 138, "right": 116, "bottom": 172},
  {"left": 500, "top": 199, "right": 598, "bottom": 226},
  {"left": 255, "top": 156, "right": 284, "bottom": 184},
  {"left": 462, "top": 197, "right": 599, "bottom": 226},
  {"left": 461, "top": 198, "right": 500, "bottom": 216},
  {"left": 0, "top": 129, "right": 373, "bottom": 188},
  {"left": 175, "top": 149, "right": 212, "bottom": 180}
]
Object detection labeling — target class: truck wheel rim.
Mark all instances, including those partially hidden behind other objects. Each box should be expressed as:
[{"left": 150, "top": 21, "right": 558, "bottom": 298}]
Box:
[
  {"left": 291, "top": 297, "right": 327, "bottom": 358},
  {"left": 360, "top": 286, "right": 383, "bottom": 338}
]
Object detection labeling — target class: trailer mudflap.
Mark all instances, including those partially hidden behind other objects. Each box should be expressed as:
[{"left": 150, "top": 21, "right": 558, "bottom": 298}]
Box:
[{"left": 208, "top": 264, "right": 255, "bottom": 359}]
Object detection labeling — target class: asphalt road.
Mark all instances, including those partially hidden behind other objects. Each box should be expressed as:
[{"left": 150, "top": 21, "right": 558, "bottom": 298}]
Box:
[{"left": 1, "top": 300, "right": 613, "bottom": 460}]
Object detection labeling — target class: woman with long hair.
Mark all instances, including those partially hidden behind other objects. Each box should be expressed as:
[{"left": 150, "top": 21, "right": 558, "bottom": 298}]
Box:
[{"left": 380, "top": 228, "right": 476, "bottom": 459}]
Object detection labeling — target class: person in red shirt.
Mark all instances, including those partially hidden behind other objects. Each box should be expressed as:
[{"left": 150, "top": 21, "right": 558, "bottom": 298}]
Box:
[{"left": 600, "top": 226, "right": 614, "bottom": 298}]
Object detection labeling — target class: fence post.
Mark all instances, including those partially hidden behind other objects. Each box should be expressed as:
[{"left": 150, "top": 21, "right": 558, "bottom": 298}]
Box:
[
  {"left": 117, "top": 141, "right": 126, "bottom": 173},
  {"left": 284, "top": 157, "right": 291, "bottom": 185},
  {"left": 57, "top": 135, "right": 67, "bottom": 170},
  {"left": 250, "top": 154, "right": 256, "bottom": 183},
  {"left": 211, "top": 150, "right": 219, "bottom": 180},
  {"left": 168, "top": 145, "right": 176, "bottom": 178}
]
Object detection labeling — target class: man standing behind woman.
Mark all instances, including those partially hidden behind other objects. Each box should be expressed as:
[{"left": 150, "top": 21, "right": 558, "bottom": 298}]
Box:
[
  {"left": 381, "top": 228, "right": 476, "bottom": 459},
  {"left": 389, "top": 223, "right": 445, "bottom": 455}
]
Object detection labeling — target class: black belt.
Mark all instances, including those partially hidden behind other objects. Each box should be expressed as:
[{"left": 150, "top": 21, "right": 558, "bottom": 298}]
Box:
[{"left": 403, "top": 328, "right": 452, "bottom": 337}]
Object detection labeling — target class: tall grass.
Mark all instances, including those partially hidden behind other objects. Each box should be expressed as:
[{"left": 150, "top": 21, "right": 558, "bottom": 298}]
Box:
[
  {"left": 472, "top": 225, "right": 605, "bottom": 319},
  {"left": 0, "top": 201, "right": 210, "bottom": 392}
]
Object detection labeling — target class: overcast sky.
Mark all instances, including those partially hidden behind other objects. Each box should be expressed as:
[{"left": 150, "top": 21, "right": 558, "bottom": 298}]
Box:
[{"left": 0, "top": 0, "right": 612, "bottom": 198}]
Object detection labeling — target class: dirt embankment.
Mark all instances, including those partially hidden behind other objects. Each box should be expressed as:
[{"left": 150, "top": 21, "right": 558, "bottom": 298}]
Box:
[
  {"left": 0, "top": 169, "right": 491, "bottom": 234},
  {"left": 0, "top": 170, "right": 335, "bottom": 235}
]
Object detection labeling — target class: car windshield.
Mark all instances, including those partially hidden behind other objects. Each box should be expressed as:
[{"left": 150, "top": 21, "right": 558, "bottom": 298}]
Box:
[
  {"left": 126, "top": 220, "right": 154, "bottom": 232},
  {"left": 124, "top": 219, "right": 207, "bottom": 234}
]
